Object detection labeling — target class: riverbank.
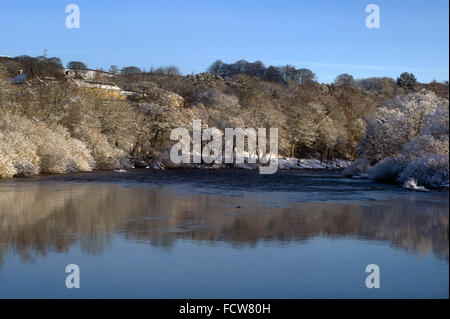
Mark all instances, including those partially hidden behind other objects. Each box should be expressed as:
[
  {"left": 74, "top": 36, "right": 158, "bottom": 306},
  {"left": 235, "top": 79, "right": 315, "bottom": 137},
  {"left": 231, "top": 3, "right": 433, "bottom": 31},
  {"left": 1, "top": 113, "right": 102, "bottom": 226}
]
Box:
[{"left": 135, "top": 157, "right": 352, "bottom": 170}]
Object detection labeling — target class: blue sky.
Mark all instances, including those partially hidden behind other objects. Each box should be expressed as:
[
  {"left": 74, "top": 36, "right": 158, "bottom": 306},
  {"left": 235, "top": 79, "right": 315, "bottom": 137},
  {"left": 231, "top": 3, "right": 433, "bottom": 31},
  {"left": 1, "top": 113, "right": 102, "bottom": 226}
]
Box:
[{"left": 0, "top": 0, "right": 448, "bottom": 83}]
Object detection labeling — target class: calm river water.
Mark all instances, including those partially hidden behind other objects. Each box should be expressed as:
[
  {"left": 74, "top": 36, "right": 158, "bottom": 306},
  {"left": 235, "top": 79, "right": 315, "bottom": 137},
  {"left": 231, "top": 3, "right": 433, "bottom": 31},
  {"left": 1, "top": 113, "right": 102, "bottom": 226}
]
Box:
[{"left": 0, "top": 170, "right": 448, "bottom": 298}]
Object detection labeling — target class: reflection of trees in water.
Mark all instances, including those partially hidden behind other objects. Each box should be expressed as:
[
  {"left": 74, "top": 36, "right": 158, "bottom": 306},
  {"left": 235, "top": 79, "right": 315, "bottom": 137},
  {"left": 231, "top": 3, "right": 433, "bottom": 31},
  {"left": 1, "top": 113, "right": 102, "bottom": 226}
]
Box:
[
  {"left": 0, "top": 183, "right": 448, "bottom": 266},
  {"left": 356, "top": 201, "right": 449, "bottom": 260}
]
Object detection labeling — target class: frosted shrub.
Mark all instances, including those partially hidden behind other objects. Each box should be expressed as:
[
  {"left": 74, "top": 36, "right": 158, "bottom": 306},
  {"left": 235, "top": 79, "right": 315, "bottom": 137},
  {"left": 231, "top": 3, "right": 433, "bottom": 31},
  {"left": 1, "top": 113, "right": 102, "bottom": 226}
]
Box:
[
  {"left": 358, "top": 90, "right": 448, "bottom": 161},
  {"left": 0, "top": 144, "right": 16, "bottom": 178},
  {"left": 398, "top": 154, "right": 449, "bottom": 189},
  {"left": 0, "top": 111, "right": 95, "bottom": 178},
  {"left": 342, "top": 158, "right": 371, "bottom": 177},
  {"left": 369, "top": 156, "right": 408, "bottom": 183},
  {"left": 357, "top": 90, "right": 449, "bottom": 188},
  {"left": 370, "top": 155, "right": 449, "bottom": 188},
  {"left": 34, "top": 126, "right": 94, "bottom": 174},
  {"left": 0, "top": 115, "right": 41, "bottom": 177},
  {"left": 72, "top": 126, "right": 130, "bottom": 170},
  {"left": 401, "top": 135, "right": 449, "bottom": 159},
  {"left": 421, "top": 103, "right": 449, "bottom": 138},
  {"left": 194, "top": 90, "right": 244, "bottom": 130}
]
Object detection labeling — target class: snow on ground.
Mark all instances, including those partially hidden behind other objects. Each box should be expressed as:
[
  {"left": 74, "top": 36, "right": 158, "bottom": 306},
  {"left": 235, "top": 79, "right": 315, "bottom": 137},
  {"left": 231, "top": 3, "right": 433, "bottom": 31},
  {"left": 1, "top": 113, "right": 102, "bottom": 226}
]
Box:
[
  {"left": 278, "top": 158, "right": 351, "bottom": 169},
  {"left": 403, "top": 178, "right": 429, "bottom": 192},
  {"left": 156, "top": 156, "right": 352, "bottom": 170}
]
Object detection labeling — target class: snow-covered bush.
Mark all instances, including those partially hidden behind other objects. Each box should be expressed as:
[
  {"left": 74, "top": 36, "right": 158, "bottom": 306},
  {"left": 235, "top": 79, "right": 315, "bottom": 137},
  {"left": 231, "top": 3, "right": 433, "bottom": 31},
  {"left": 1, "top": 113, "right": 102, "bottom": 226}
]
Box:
[
  {"left": 397, "top": 154, "right": 449, "bottom": 189},
  {"left": 0, "top": 111, "right": 132, "bottom": 178},
  {"left": 421, "top": 102, "right": 449, "bottom": 138},
  {"left": 0, "top": 111, "right": 95, "bottom": 178},
  {"left": 371, "top": 154, "right": 448, "bottom": 189},
  {"left": 369, "top": 156, "right": 409, "bottom": 183},
  {"left": 35, "top": 125, "right": 94, "bottom": 174},
  {"left": 0, "top": 129, "right": 40, "bottom": 176},
  {"left": 358, "top": 90, "right": 448, "bottom": 161},
  {"left": 342, "top": 158, "right": 371, "bottom": 177},
  {"left": 401, "top": 135, "right": 449, "bottom": 159},
  {"left": 0, "top": 146, "right": 16, "bottom": 178},
  {"left": 72, "top": 126, "right": 130, "bottom": 170},
  {"left": 356, "top": 90, "right": 449, "bottom": 188}
]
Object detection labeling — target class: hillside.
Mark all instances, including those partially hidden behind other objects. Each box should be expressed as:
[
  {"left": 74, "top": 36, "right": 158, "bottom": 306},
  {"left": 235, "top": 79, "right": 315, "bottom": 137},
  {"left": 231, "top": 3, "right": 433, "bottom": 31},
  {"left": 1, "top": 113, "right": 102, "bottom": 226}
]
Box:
[{"left": 0, "top": 55, "right": 448, "bottom": 188}]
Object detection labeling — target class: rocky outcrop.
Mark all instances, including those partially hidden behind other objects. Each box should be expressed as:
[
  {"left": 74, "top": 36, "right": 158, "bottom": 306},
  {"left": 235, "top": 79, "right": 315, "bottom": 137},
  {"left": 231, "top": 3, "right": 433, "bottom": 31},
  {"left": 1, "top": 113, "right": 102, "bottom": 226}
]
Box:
[
  {"left": 129, "top": 81, "right": 184, "bottom": 108},
  {"left": 185, "top": 72, "right": 223, "bottom": 83}
]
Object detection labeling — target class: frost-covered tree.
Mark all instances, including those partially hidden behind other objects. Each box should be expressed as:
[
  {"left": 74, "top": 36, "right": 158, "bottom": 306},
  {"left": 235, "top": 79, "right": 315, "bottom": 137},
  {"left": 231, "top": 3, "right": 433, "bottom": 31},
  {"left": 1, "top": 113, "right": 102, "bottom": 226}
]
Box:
[
  {"left": 358, "top": 90, "right": 448, "bottom": 161},
  {"left": 357, "top": 90, "right": 449, "bottom": 188},
  {"left": 285, "top": 101, "right": 323, "bottom": 157}
]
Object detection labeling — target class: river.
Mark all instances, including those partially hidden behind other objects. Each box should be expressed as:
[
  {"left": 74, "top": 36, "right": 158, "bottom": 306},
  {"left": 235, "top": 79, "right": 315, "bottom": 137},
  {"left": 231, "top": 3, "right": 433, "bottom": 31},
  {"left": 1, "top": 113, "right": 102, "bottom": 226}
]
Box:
[{"left": 0, "top": 169, "right": 448, "bottom": 298}]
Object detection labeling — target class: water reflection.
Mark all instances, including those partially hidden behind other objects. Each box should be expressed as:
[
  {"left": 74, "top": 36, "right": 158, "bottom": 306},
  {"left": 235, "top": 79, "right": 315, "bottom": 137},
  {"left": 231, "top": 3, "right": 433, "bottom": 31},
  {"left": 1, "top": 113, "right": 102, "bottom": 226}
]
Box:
[{"left": 0, "top": 182, "right": 448, "bottom": 266}]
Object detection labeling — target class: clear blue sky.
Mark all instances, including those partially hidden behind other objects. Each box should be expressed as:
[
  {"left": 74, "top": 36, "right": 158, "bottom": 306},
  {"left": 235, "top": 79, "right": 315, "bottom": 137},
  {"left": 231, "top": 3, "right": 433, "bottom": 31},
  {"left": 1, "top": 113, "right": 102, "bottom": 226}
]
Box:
[{"left": 1, "top": 0, "right": 448, "bottom": 83}]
